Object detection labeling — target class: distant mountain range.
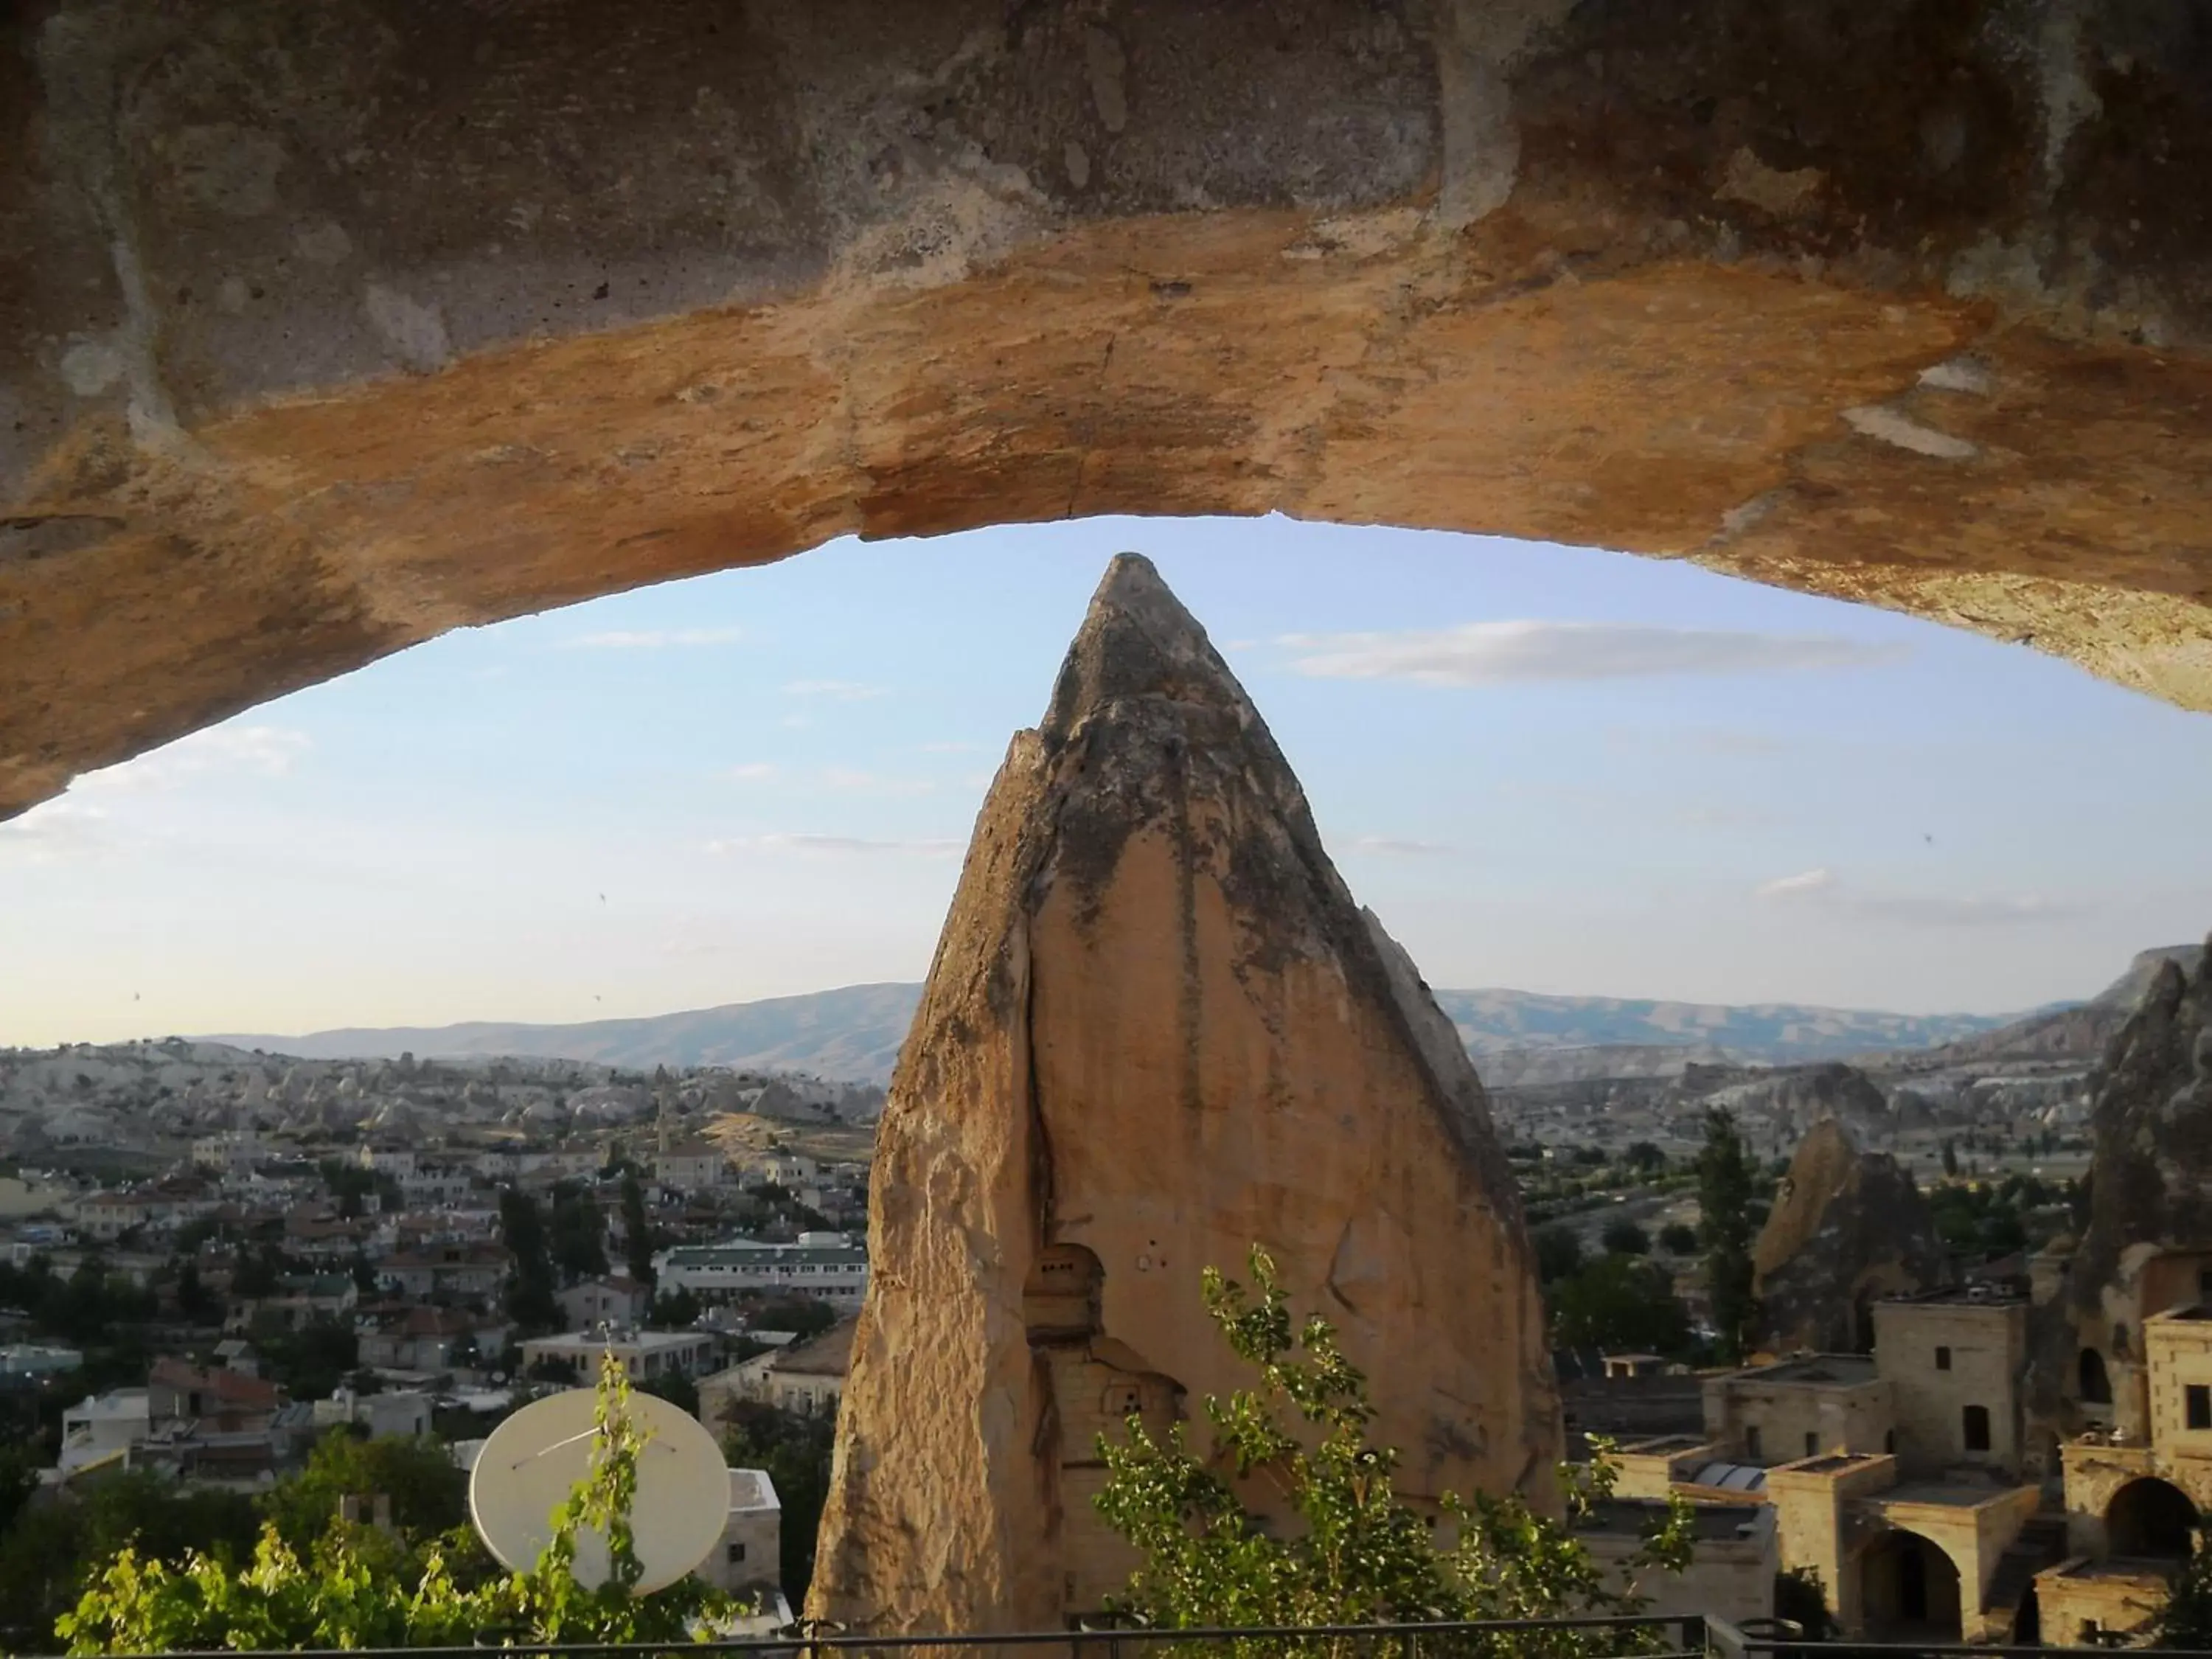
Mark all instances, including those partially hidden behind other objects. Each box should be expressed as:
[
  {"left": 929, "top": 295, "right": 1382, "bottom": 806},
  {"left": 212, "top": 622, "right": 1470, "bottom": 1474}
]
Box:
[
  {"left": 205, "top": 983, "right": 923, "bottom": 1083},
  {"left": 1874, "top": 944, "right": 2204, "bottom": 1071},
  {"left": 201, "top": 962, "right": 2171, "bottom": 1086}
]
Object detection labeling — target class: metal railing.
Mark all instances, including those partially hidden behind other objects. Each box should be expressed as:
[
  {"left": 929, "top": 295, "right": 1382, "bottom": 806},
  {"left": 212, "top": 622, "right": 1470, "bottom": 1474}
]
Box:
[
  {"left": 39, "top": 1613, "right": 2212, "bottom": 1659},
  {"left": 24, "top": 1614, "right": 1708, "bottom": 1659},
  {"left": 1705, "top": 1617, "right": 2205, "bottom": 1659}
]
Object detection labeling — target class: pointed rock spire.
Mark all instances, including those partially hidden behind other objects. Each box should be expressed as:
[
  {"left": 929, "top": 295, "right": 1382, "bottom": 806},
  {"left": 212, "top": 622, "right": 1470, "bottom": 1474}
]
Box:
[
  {"left": 809, "top": 555, "right": 1558, "bottom": 1634},
  {"left": 1754, "top": 1116, "right": 1945, "bottom": 1354}
]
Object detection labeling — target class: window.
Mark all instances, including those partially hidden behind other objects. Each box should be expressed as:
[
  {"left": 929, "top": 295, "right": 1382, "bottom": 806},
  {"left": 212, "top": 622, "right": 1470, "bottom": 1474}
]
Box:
[
  {"left": 1885, "top": 1430, "right": 1896, "bottom": 1454},
  {"left": 1745, "top": 1425, "right": 1762, "bottom": 1461},
  {"left": 2188, "top": 1385, "right": 2212, "bottom": 1431},
  {"left": 1804, "top": 1432, "right": 1818, "bottom": 1458},
  {"left": 726, "top": 1543, "right": 745, "bottom": 1564},
  {"left": 1963, "top": 1404, "right": 1992, "bottom": 1451},
  {"left": 1935, "top": 1346, "right": 1952, "bottom": 1371},
  {"left": 2199, "top": 1267, "right": 2212, "bottom": 1304}
]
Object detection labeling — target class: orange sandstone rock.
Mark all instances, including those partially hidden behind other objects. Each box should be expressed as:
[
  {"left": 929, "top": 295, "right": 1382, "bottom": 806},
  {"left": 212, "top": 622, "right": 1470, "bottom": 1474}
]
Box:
[{"left": 808, "top": 554, "right": 1559, "bottom": 1632}]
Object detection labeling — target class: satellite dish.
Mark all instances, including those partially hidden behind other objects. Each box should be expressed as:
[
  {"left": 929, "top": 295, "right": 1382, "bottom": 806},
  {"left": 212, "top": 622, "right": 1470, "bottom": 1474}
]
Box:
[{"left": 470, "top": 1386, "right": 728, "bottom": 1592}]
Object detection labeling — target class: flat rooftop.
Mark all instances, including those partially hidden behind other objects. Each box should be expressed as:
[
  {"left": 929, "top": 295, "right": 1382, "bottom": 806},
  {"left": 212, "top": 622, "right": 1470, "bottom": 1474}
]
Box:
[
  {"left": 1790, "top": 1453, "right": 1885, "bottom": 1475},
  {"left": 1579, "top": 1498, "right": 1767, "bottom": 1542},
  {"left": 1880, "top": 1481, "right": 2022, "bottom": 1509},
  {"left": 2149, "top": 1304, "right": 2212, "bottom": 1324},
  {"left": 1732, "top": 1354, "right": 1879, "bottom": 1387},
  {"left": 1881, "top": 1286, "right": 2028, "bottom": 1307}
]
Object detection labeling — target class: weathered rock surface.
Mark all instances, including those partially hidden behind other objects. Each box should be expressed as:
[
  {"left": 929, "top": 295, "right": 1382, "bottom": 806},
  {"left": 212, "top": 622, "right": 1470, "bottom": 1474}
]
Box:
[
  {"left": 7, "top": 1, "right": 2212, "bottom": 818},
  {"left": 1753, "top": 1116, "right": 1947, "bottom": 1354},
  {"left": 809, "top": 555, "right": 1557, "bottom": 1633},
  {"left": 1891, "top": 945, "right": 2206, "bottom": 1071},
  {"left": 2063, "top": 938, "right": 2212, "bottom": 1296},
  {"left": 2024, "top": 937, "right": 2212, "bottom": 1451}
]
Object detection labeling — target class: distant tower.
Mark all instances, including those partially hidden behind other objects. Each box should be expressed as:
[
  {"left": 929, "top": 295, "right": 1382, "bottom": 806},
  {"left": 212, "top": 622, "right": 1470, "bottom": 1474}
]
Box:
[{"left": 656, "top": 1091, "right": 674, "bottom": 1155}]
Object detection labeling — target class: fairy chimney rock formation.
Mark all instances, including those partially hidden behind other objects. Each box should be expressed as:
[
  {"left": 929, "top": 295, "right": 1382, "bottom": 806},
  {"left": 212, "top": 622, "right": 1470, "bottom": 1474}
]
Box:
[
  {"left": 2027, "top": 936, "right": 2212, "bottom": 1450},
  {"left": 809, "top": 554, "right": 1559, "bottom": 1633},
  {"left": 1754, "top": 1116, "right": 1947, "bottom": 1354}
]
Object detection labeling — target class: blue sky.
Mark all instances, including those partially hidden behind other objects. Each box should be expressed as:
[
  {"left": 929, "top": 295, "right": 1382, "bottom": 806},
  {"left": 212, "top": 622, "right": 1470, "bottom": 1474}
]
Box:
[{"left": 7, "top": 514, "right": 2211, "bottom": 1046}]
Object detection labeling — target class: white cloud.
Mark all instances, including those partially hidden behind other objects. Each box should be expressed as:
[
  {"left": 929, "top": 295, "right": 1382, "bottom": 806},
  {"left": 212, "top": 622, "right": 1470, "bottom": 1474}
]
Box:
[
  {"left": 1278, "top": 622, "right": 1908, "bottom": 686},
  {"left": 0, "top": 800, "right": 114, "bottom": 863},
  {"left": 78, "top": 725, "right": 311, "bottom": 794},
  {"left": 1755, "top": 866, "right": 2073, "bottom": 927},
  {"left": 563, "top": 627, "right": 744, "bottom": 649},
  {"left": 1756, "top": 868, "right": 1836, "bottom": 900},
  {"left": 703, "top": 833, "right": 962, "bottom": 858},
  {"left": 1343, "top": 835, "right": 1456, "bottom": 858},
  {"left": 726, "top": 763, "right": 779, "bottom": 782},
  {"left": 782, "top": 679, "right": 886, "bottom": 702}
]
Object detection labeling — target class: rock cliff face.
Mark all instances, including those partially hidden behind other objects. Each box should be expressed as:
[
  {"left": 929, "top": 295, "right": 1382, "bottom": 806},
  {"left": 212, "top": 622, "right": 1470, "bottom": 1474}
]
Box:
[
  {"left": 2025, "top": 939, "right": 2212, "bottom": 1453},
  {"left": 809, "top": 555, "right": 1558, "bottom": 1633},
  {"left": 1753, "top": 1116, "right": 1946, "bottom": 1354},
  {"left": 2072, "top": 941, "right": 2212, "bottom": 1282},
  {"left": 9, "top": 1, "right": 2212, "bottom": 821}
]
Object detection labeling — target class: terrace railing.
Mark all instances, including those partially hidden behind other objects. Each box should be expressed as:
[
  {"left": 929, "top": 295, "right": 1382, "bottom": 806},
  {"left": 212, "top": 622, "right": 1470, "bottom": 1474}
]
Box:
[{"left": 32, "top": 1613, "right": 2212, "bottom": 1659}]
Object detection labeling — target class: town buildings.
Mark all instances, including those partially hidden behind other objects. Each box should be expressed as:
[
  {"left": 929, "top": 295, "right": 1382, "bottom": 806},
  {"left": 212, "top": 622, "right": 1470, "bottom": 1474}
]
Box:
[
  {"left": 518, "top": 1328, "right": 717, "bottom": 1385},
  {"left": 699, "top": 1318, "right": 857, "bottom": 1425},
  {"left": 654, "top": 1233, "right": 869, "bottom": 1305},
  {"left": 1615, "top": 1273, "right": 2212, "bottom": 1643}
]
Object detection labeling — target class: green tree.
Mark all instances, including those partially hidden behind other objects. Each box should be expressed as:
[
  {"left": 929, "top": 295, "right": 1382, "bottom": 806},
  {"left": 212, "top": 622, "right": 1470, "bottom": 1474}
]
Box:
[
  {"left": 498, "top": 1192, "right": 560, "bottom": 1333},
  {"left": 1656, "top": 1223, "right": 1698, "bottom": 1257},
  {"left": 57, "top": 1357, "right": 749, "bottom": 1653},
  {"left": 254, "top": 1318, "right": 359, "bottom": 1402},
  {"left": 1773, "top": 1565, "right": 1837, "bottom": 1641},
  {"left": 647, "top": 1286, "right": 700, "bottom": 1330},
  {"left": 1624, "top": 1142, "right": 1666, "bottom": 1175},
  {"left": 2155, "top": 1524, "right": 2212, "bottom": 1649},
  {"left": 0, "top": 1473, "right": 262, "bottom": 1646},
  {"left": 260, "top": 1434, "right": 469, "bottom": 1554},
  {"left": 619, "top": 1172, "right": 656, "bottom": 1287},
  {"left": 720, "top": 1399, "right": 838, "bottom": 1610},
  {"left": 1533, "top": 1226, "right": 1584, "bottom": 1286},
  {"left": 548, "top": 1184, "right": 609, "bottom": 1281},
  {"left": 1941, "top": 1138, "right": 1959, "bottom": 1179},
  {"left": 1599, "top": 1219, "right": 1649, "bottom": 1256},
  {"left": 231, "top": 1244, "right": 283, "bottom": 1300},
  {"left": 1092, "top": 1248, "right": 1690, "bottom": 1653},
  {"left": 1697, "top": 1110, "right": 1759, "bottom": 1365},
  {"left": 633, "top": 1371, "right": 698, "bottom": 1419},
  {"left": 1549, "top": 1256, "right": 1692, "bottom": 1357},
  {"left": 173, "top": 1262, "right": 221, "bottom": 1326}
]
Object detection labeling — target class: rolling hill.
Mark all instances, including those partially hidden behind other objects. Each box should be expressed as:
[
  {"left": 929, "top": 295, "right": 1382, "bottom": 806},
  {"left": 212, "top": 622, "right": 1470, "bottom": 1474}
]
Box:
[{"left": 206, "top": 981, "right": 2059, "bottom": 1085}]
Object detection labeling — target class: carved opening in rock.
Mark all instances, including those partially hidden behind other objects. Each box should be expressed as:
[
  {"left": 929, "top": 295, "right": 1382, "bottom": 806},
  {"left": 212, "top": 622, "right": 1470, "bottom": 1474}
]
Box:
[
  {"left": 2078, "top": 1346, "right": 2112, "bottom": 1405},
  {"left": 1024, "top": 1243, "right": 1104, "bottom": 1343},
  {"left": 2107, "top": 1476, "right": 2197, "bottom": 1559}
]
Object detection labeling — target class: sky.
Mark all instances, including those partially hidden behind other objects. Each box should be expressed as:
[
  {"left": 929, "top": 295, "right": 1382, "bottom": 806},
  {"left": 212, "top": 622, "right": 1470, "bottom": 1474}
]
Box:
[{"left": 7, "top": 514, "right": 2212, "bottom": 1048}]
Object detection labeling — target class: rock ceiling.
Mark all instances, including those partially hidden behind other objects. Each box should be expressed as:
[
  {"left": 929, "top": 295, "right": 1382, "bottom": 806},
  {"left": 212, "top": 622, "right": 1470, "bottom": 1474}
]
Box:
[{"left": 5, "top": 0, "right": 2209, "bottom": 820}]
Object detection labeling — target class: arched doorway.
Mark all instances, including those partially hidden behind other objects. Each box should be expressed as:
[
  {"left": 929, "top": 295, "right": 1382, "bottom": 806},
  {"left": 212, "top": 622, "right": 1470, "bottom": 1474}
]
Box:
[
  {"left": 1859, "top": 1528, "right": 1963, "bottom": 1641},
  {"left": 2107, "top": 1476, "right": 2198, "bottom": 1559}
]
